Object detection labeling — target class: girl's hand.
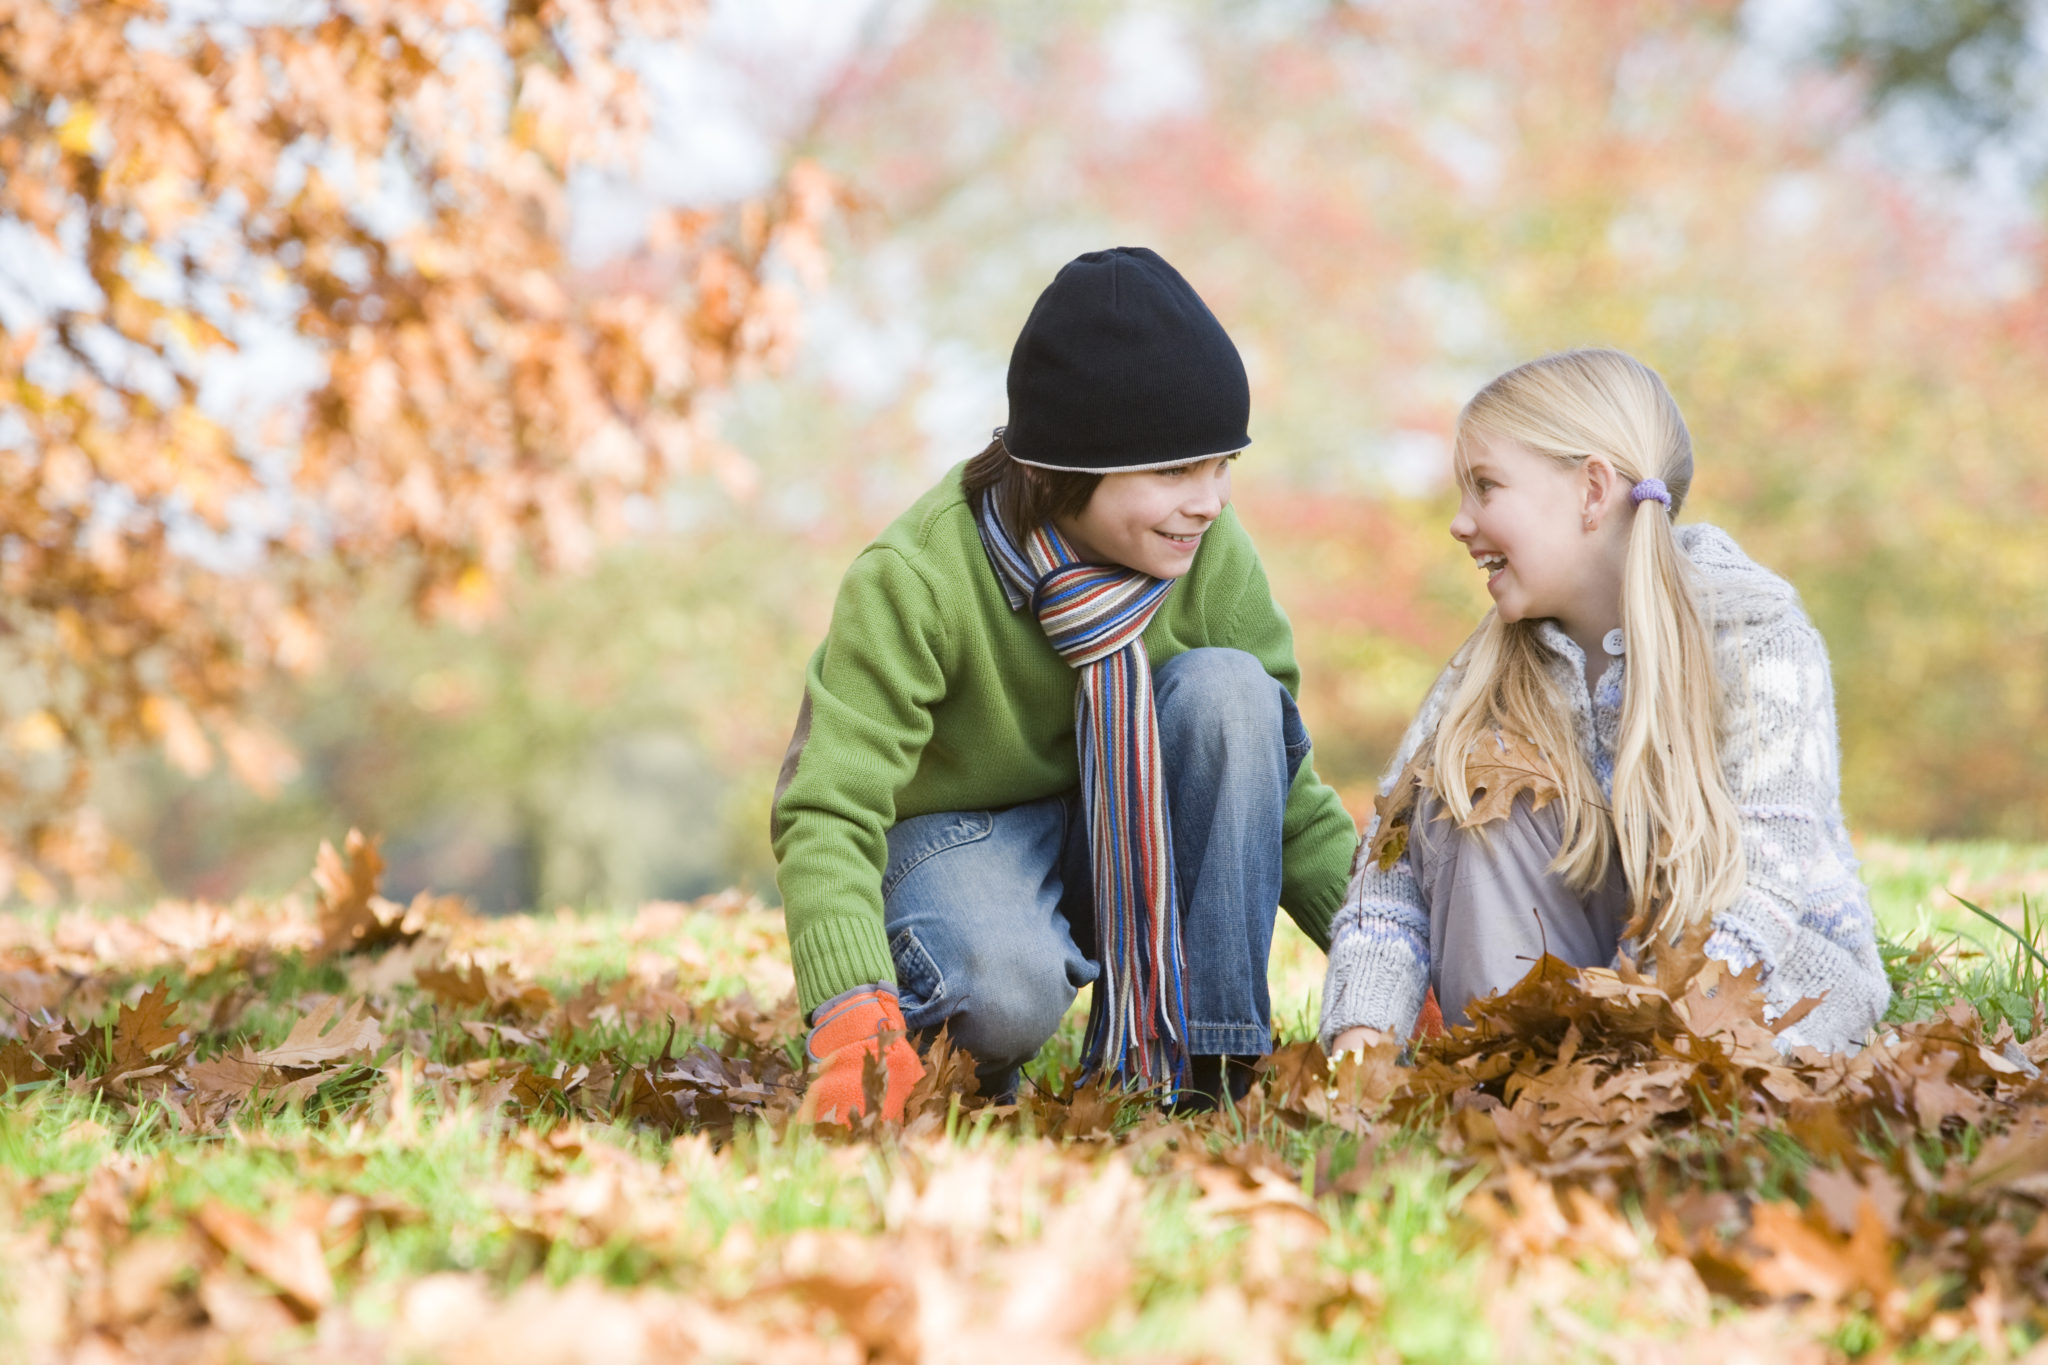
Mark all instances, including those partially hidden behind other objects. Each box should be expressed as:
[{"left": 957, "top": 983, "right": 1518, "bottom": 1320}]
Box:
[{"left": 1328, "top": 1025, "right": 1399, "bottom": 1058}]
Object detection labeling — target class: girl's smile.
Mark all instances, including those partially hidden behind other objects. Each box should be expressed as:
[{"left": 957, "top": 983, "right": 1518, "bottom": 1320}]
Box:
[{"left": 1449, "top": 430, "right": 1634, "bottom": 683}]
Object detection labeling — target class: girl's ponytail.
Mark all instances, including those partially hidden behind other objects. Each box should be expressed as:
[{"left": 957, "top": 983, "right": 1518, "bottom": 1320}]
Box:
[
  {"left": 1612, "top": 476, "right": 1743, "bottom": 937},
  {"left": 1431, "top": 349, "right": 1744, "bottom": 941}
]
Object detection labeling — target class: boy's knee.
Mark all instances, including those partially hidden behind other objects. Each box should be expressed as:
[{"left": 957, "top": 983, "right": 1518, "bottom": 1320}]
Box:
[
  {"left": 1154, "top": 648, "right": 1280, "bottom": 739},
  {"left": 941, "top": 959, "right": 1075, "bottom": 1071}
]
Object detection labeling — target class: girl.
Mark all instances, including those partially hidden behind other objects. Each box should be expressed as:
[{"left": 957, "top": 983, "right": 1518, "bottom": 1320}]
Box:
[
  {"left": 1321, "top": 349, "right": 1889, "bottom": 1055},
  {"left": 774, "top": 247, "right": 1359, "bottom": 1121}
]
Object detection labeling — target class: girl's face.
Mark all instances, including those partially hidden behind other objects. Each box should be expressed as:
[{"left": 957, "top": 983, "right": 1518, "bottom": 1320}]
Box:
[
  {"left": 1449, "top": 432, "right": 1627, "bottom": 628},
  {"left": 1055, "top": 455, "right": 1236, "bottom": 579}
]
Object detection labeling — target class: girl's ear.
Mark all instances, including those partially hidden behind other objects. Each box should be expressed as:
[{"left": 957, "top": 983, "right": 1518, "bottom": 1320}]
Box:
[{"left": 1581, "top": 456, "right": 1618, "bottom": 531}]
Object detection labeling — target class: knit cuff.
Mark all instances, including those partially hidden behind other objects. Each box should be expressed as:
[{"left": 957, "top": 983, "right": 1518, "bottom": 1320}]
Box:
[
  {"left": 1318, "top": 926, "right": 1430, "bottom": 1053},
  {"left": 791, "top": 916, "right": 899, "bottom": 1021},
  {"left": 1776, "top": 997, "right": 1881, "bottom": 1055},
  {"left": 804, "top": 983, "right": 904, "bottom": 1060},
  {"left": 1707, "top": 894, "right": 1791, "bottom": 976},
  {"left": 1284, "top": 874, "right": 1346, "bottom": 953},
  {"left": 1708, "top": 888, "right": 1889, "bottom": 1055},
  {"left": 1767, "top": 928, "right": 1890, "bottom": 1055},
  {"left": 1704, "top": 921, "right": 1768, "bottom": 976}
]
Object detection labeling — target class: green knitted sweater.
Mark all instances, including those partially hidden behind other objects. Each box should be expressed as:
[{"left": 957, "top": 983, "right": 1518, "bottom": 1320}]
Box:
[{"left": 770, "top": 464, "right": 1360, "bottom": 1016}]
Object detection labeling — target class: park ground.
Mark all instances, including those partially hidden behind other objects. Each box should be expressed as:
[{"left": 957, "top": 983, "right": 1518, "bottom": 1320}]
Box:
[{"left": 4, "top": 837, "right": 2048, "bottom": 1363}]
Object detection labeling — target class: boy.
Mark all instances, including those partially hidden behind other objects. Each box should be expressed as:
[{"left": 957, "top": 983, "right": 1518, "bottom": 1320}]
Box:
[{"left": 772, "top": 247, "right": 1358, "bottom": 1120}]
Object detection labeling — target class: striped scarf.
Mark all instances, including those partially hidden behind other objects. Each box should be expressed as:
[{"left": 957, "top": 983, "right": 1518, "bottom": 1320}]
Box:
[{"left": 974, "top": 490, "right": 1190, "bottom": 1090}]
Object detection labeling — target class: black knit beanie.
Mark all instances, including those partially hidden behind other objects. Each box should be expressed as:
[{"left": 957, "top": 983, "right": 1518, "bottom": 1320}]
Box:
[{"left": 1000, "top": 247, "right": 1251, "bottom": 473}]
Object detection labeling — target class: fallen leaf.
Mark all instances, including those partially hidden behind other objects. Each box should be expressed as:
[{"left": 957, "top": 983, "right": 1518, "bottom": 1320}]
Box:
[
  {"left": 108, "top": 981, "right": 183, "bottom": 1076},
  {"left": 1805, "top": 1166, "right": 1904, "bottom": 1239},
  {"left": 249, "top": 998, "right": 382, "bottom": 1068},
  {"left": 418, "top": 961, "right": 493, "bottom": 1010},
  {"left": 1054, "top": 1077, "right": 1123, "bottom": 1141},
  {"left": 104, "top": 1231, "right": 195, "bottom": 1323},
  {"left": 1743, "top": 1199, "right": 1895, "bottom": 1308},
  {"left": 1642, "top": 909, "right": 1716, "bottom": 995},
  {"left": 1367, "top": 759, "right": 1428, "bottom": 870},
  {"left": 0, "top": 1039, "right": 54, "bottom": 1085},
  {"left": 312, "top": 830, "right": 411, "bottom": 959},
  {"left": 186, "top": 1051, "right": 341, "bottom": 1105},
  {"left": 1671, "top": 962, "right": 1782, "bottom": 1059},
  {"left": 193, "top": 1201, "right": 334, "bottom": 1318},
  {"left": 1451, "top": 729, "right": 1562, "bottom": 830},
  {"left": 420, "top": 962, "right": 555, "bottom": 1021}
]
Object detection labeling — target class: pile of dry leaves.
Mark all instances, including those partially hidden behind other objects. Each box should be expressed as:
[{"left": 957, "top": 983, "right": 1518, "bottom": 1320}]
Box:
[{"left": 1261, "top": 926, "right": 2048, "bottom": 1351}]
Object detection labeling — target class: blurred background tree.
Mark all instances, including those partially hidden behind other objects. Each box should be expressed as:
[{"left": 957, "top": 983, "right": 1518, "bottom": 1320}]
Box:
[
  {"left": 0, "top": 0, "right": 833, "bottom": 899},
  {"left": 1823, "top": 0, "right": 2048, "bottom": 182},
  {"left": 20, "top": 0, "right": 2048, "bottom": 910}
]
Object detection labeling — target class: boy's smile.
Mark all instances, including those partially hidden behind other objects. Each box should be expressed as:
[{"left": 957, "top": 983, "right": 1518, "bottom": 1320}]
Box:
[{"left": 1054, "top": 455, "right": 1237, "bottom": 579}]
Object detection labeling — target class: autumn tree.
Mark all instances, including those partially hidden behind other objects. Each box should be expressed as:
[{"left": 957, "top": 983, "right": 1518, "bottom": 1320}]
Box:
[{"left": 0, "top": 0, "right": 833, "bottom": 896}]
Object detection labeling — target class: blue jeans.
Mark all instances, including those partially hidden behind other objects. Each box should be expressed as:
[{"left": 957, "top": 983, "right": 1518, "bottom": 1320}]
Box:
[{"left": 880, "top": 647, "right": 1311, "bottom": 1094}]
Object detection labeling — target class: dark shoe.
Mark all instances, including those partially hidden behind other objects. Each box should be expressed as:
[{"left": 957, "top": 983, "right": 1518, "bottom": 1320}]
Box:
[{"left": 1169, "top": 1054, "right": 1258, "bottom": 1114}]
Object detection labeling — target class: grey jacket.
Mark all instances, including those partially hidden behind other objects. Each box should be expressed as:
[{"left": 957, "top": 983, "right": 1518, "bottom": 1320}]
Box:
[{"left": 1319, "top": 524, "right": 1891, "bottom": 1053}]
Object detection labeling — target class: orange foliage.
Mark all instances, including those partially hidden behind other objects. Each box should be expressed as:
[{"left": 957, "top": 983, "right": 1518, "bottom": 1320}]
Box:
[
  {"left": 0, "top": 0, "right": 834, "bottom": 895},
  {"left": 806, "top": 0, "right": 2048, "bottom": 837}
]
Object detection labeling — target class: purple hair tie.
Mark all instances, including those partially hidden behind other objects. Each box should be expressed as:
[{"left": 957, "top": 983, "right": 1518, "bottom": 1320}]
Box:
[{"left": 1630, "top": 478, "right": 1671, "bottom": 509}]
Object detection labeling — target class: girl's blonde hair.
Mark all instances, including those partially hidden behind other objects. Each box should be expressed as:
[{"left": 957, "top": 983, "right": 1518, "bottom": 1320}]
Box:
[{"left": 1429, "top": 349, "right": 1743, "bottom": 940}]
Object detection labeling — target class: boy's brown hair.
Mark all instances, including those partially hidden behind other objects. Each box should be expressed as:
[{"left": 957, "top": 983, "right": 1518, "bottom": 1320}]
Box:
[{"left": 962, "top": 435, "right": 1101, "bottom": 537}]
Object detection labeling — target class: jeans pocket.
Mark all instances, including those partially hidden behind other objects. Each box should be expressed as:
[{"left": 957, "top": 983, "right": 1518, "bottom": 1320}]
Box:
[
  {"left": 881, "top": 809, "right": 995, "bottom": 900},
  {"left": 1279, "top": 688, "right": 1313, "bottom": 780},
  {"left": 889, "top": 925, "right": 947, "bottom": 1013}
]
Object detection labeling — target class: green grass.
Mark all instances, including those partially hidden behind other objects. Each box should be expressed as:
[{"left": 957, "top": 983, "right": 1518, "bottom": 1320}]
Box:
[
  {"left": 5, "top": 839, "right": 2048, "bottom": 1361},
  {"left": 1860, "top": 837, "right": 2048, "bottom": 1037}
]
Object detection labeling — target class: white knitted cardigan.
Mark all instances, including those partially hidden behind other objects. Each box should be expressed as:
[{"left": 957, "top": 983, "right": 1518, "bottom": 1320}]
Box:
[{"left": 1319, "top": 523, "right": 1891, "bottom": 1055}]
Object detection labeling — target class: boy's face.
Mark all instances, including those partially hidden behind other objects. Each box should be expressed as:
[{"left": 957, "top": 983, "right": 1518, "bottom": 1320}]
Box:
[{"left": 1054, "top": 455, "right": 1236, "bottom": 579}]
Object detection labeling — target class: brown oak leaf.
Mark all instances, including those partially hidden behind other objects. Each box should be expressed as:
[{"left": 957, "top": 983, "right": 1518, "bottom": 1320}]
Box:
[
  {"left": 1743, "top": 1198, "right": 1897, "bottom": 1310},
  {"left": 1672, "top": 960, "right": 1786, "bottom": 1061},
  {"left": 312, "top": 830, "right": 410, "bottom": 960},
  {"left": 0, "top": 1040, "right": 53, "bottom": 1086},
  {"left": 1454, "top": 730, "right": 1562, "bottom": 829},
  {"left": 1642, "top": 908, "right": 1716, "bottom": 995},
  {"left": 250, "top": 998, "right": 383, "bottom": 1068},
  {"left": 194, "top": 1200, "right": 335, "bottom": 1318},
  {"left": 416, "top": 962, "right": 494, "bottom": 1010},
  {"left": 186, "top": 1051, "right": 339, "bottom": 1105},
  {"left": 1367, "top": 760, "right": 1429, "bottom": 871},
  {"left": 1805, "top": 1166, "right": 1905, "bottom": 1239},
  {"left": 420, "top": 962, "right": 557, "bottom": 1021},
  {"left": 108, "top": 981, "right": 184, "bottom": 1076}
]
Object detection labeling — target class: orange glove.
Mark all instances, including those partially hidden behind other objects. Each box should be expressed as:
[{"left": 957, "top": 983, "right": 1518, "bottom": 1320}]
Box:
[{"left": 803, "top": 986, "right": 925, "bottom": 1124}]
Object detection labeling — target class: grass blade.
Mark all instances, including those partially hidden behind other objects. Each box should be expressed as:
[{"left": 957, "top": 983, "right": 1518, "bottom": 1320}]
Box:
[{"left": 1951, "top": 892, "right": 2048, "bottom": 980}]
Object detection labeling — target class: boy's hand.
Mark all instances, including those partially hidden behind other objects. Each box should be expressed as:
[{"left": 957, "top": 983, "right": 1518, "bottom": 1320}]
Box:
[{"left": 801, "top": 985, "right": 925, "bottom": 1125}]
